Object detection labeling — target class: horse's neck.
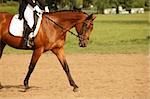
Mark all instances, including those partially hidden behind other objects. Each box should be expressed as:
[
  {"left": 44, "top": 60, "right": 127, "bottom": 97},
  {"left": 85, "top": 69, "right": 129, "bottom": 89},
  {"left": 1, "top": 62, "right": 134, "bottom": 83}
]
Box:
[
  {"left": 62, "top": 13, "right": 86, "bottom": 25},
  {"left": 51, "top": 12, "right": 86, "bottom": 28}
]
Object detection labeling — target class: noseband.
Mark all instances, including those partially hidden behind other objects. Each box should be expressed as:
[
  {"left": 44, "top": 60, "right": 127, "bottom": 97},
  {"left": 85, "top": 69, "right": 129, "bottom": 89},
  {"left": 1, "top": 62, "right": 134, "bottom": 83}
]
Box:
[
  {"left": 78, "top": 20, "right": 93, "bottom": 42},
  {"left": 78, "top": 21, "right": 89, "bottom": 40}
]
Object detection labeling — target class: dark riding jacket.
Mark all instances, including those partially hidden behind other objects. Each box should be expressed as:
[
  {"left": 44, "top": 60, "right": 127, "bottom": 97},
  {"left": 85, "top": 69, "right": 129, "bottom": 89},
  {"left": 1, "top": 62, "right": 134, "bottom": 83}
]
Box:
[{"left": 19, "top": 0, "right": 46, "bottom": 19}]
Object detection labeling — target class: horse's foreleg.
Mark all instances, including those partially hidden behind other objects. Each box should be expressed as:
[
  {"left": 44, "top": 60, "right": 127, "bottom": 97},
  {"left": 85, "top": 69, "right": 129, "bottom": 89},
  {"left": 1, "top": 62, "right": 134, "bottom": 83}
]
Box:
[
  {"left": 0, "top": 41, "right": 6, "bottom": 59},
  {"left": 52, "top": 47, "right": 79, "bottom": 92},
  {"left": 24, "top": 47, "right": 43, "bottom": 91}
]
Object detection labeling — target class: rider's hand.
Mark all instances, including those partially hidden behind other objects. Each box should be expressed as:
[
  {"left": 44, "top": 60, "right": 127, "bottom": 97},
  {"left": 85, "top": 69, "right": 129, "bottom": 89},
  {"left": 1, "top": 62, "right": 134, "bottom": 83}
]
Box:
[{"left": 45, "top": 6, "right": 49, "bottom": 13}]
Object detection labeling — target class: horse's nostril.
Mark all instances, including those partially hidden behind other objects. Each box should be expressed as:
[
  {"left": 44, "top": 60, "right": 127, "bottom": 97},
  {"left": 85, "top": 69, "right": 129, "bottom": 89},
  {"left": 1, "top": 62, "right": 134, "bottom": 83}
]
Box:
[
  {"left": 83, "top": 44, "right": 85, "bottom": 47},
  {"left": 79, "top": 43, "right": 82, "bottom": 47},
  {"left": 79, "top": 43, "right": 87, "bottom": 47}
]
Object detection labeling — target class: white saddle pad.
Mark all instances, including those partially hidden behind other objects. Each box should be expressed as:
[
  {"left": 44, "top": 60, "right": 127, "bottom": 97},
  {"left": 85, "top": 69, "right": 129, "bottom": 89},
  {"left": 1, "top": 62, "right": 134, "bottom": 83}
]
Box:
[{"left": 9, "top": 14, "right": 42, "bottom": 38}]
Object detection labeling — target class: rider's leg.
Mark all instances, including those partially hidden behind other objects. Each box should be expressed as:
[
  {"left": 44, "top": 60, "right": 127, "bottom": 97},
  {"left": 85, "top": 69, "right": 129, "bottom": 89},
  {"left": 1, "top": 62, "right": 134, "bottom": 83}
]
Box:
[
  {"left": 23, "top": 21, "right": 33, "bottom": 48},
  {"left": 24, "top": 4, "right": 34, "bottom": 28},
  {"left": 23, "top": 4, "right": 34, "bottom": 48},
  {"left": 32, "top": 11, "right": 39, "bottom": 30},
  {"left": 27, "top": 11, "right": 39, "bottom": 47},
  {"left": 18, "top": 0, "right": 26, "bottom": 20}
]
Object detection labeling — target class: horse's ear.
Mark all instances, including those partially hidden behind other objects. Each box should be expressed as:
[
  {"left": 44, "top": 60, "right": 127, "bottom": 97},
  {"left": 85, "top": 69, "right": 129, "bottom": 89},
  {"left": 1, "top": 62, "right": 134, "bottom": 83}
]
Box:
[
  {"left": 87, "top": 14, "right": 96, "bottom": 21},
  {"left": 86, "top": 14, "right": 93, "bottom": 20},
  {"left": 92, "top": 15, "right": 96, "bottom": 21}
]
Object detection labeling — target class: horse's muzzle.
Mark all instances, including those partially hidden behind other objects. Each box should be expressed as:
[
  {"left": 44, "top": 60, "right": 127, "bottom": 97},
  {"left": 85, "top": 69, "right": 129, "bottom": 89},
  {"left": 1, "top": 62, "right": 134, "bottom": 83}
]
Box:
[{"left": 79, "top": 42, "right": 87, "bottom": 47}]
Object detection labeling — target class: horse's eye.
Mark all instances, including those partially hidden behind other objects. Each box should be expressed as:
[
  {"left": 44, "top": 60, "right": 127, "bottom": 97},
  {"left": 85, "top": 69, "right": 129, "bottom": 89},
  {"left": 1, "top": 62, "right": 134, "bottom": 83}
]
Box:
[{"left": 87, "top": 23, "right": 93, "bottom": 29}]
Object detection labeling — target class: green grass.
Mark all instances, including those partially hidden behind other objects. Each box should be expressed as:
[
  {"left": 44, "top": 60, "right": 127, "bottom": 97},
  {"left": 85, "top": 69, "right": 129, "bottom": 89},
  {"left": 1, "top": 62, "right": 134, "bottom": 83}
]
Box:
[
  {"left": 0, "top": 4, "right": 149, "bottom": 54},
  {"left": 0, "top": 2, "right": 18, "bottom": 14},
  {"left": 65, "top": 12, "right": 149, "bottom": 54}
]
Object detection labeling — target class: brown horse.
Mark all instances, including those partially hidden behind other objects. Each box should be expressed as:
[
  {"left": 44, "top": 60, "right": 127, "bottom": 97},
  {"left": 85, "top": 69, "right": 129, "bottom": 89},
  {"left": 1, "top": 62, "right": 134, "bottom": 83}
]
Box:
[{"left": 0, "top": 10, "right": 95, "bottom": 92}]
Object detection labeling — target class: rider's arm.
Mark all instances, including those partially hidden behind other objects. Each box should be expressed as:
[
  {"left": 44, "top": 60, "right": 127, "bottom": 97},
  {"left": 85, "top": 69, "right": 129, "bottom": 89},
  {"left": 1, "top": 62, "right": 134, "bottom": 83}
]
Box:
[
  {"left": 37, "top": 0, "right": 46, "bottom": 10},
  {"left": 37, "top": 0, "right": 49, "bottom": 12}
]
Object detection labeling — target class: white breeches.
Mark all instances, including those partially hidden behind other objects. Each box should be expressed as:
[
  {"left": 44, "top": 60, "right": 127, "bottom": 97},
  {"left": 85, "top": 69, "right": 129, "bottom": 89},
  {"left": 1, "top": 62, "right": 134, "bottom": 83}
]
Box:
[{"left": 24, "top": 4, "right": 34, "bottom": 28}]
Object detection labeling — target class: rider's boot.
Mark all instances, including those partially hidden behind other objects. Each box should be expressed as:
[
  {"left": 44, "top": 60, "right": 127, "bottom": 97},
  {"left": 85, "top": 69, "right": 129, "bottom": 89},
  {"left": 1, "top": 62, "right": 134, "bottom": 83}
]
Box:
[{"left": 23, "top": 25, "right": 34, "bottom": 48}]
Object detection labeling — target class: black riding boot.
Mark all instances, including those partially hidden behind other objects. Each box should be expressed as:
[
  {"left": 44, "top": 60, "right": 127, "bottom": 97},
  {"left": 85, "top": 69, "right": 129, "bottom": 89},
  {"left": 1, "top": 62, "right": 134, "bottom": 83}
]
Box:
[
  {"left": 23, "top": 25, "right": 34, "bottom": 48},
  {"left": 23, "top": 12, "right": 38, "bottom": 48}
]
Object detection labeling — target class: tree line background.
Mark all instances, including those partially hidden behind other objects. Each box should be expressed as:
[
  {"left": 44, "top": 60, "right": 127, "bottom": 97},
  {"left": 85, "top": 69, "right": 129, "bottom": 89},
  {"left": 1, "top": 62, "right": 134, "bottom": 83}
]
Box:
[{"left": 0, "top": 0, "right": 149, "bottom": 13}]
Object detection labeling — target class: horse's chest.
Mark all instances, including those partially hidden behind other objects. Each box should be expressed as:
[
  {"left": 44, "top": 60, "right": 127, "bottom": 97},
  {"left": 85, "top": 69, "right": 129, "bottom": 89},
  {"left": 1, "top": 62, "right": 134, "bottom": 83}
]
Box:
[
  {"left": 53, "top": 39, "right": 65, "bottom": 47},
  {"left": 44, "top": 39, "right": 64, "bottom": 50}
]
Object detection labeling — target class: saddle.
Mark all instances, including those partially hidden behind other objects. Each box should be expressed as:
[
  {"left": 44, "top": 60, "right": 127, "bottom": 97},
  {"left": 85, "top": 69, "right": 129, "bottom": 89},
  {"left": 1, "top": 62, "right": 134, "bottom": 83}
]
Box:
[{"left": 9, "top": 14, "right": 42, "bottom": 38}]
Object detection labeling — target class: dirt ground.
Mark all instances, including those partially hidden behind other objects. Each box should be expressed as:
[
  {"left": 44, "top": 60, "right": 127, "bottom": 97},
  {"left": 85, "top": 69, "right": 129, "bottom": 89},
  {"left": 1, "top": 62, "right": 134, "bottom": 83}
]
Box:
[{"left": 0, "top": 53, "right": 149, "bottom": 99}]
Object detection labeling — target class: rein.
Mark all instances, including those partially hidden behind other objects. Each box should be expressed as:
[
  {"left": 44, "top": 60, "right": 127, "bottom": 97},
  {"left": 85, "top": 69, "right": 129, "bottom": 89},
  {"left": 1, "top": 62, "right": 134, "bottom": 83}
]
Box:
[{"left": 44, "top": 15, "right": 82, "bottom": 39}]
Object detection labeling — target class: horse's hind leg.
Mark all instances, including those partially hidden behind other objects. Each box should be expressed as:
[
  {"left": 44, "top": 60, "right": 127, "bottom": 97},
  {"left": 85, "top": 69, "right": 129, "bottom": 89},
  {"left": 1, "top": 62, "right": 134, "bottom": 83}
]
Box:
[
  {"left": 0, "top": 41, "right": 6, "bottom": 59},
  {"left": 0, "top": 41, "right": 5, "bottom": 89}
]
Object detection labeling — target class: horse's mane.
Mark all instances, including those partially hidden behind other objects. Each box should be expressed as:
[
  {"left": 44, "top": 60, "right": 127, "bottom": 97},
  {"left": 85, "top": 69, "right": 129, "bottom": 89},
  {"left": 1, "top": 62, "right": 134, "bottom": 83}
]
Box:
[
  {"left": 0, "top": 10, "right": 88, "bottom": 16},
  {"left": 46, "top": 10, "right": 88, "bottom": 15}
]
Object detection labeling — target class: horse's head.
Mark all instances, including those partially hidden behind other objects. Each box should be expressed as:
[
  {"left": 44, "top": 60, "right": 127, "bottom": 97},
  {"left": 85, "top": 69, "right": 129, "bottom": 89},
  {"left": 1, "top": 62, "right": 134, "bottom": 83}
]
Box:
[{"left": 75, "top": 14, "right": 96, "bottom": 47}]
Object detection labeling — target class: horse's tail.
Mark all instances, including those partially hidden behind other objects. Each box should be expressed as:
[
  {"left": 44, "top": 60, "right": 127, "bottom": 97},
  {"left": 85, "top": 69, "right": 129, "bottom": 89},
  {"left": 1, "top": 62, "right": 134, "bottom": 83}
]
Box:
[
  {"left": 0, "top": 12, "right": 13, "bottom": 39},
  {"left": 0, "top": 12, "right": 11, "bottom": 59},
  {"left": 0, "top": 12, "right": 8, "bottom": 38}
]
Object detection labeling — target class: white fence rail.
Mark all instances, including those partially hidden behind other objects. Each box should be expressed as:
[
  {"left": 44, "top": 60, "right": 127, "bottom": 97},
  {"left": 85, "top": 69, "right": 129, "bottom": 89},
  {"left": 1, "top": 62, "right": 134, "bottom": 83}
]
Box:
[{"left": 103, "top": 6, "right": 144, "bottom": 15}]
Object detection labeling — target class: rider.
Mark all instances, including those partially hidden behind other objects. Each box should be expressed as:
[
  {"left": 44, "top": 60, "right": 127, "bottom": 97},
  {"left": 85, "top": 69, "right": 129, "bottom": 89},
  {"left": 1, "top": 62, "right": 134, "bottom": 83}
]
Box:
[{"left": 18, "top": 0, "right": 49, "bottom": 48}]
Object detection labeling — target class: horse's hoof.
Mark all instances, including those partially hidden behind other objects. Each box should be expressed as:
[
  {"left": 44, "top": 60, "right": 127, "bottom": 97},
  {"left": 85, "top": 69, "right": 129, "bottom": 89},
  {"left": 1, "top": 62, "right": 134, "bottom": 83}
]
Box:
[
  {"left": 23, "top": 85, "right": 29, "bottom": 92},
  {"left": 19, "top": 86, "right": 30, "bottom": 92},
  {"left": 73, "top": 87, "right": 80, "bottom": 92},
  {"left": 0, "top": 82, "right": 3, "bottom": 89},
  {"left": 0, "top": 86, "right": 3, "bottom": 89},
  {"left": 19, "top": 89, "right": 27, "bottom": 92},
  {"left": 25, "top": 86, "right": 30, "bottom": 90}
]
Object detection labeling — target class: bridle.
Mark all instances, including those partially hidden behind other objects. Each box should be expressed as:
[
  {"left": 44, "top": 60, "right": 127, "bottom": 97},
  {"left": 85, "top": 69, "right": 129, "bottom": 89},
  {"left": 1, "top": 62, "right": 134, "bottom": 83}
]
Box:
[
  {"left": 44, "top": 15, "right": 89, "bottom": 41},
  {"left": 78, "top": 20, "right": 90, "bottom": 41}
]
